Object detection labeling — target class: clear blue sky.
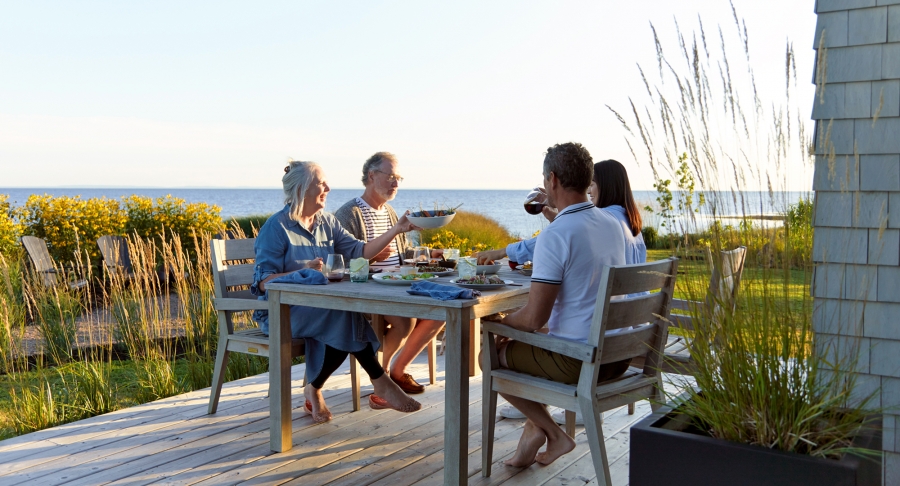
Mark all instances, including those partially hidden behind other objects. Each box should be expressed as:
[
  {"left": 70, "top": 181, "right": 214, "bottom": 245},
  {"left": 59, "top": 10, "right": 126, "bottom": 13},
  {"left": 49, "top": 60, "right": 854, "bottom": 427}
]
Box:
[{"left": 0, "top": 1, "right": 817, "bottom": 190}]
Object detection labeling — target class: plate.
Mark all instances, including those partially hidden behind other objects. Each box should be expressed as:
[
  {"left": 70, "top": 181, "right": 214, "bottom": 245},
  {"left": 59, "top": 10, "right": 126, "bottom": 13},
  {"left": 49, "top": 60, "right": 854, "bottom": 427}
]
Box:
[
  {"left": 370, "top": 273, "right": 440, "bottom": 286},
  {"left": 414, "top": 266, "right": 455, "bottom": 276},
  {"left": 406, "top": 213, "right": 455, "bottom": 229},
  {"left": 475, "top": 263, "right": 502, "bottom": 274},
  {"left": 515, "top": 265, "right": 533, "bottom": 276},
  {"left": 450, "top": 278, "right": 513, "bottom": 290}
]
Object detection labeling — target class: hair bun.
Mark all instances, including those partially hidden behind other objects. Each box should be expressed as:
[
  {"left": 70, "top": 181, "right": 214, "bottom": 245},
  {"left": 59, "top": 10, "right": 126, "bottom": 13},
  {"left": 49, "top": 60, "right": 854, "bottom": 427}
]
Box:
[{"left": 284, "top": 166, "right": 290, "bottom": 173}]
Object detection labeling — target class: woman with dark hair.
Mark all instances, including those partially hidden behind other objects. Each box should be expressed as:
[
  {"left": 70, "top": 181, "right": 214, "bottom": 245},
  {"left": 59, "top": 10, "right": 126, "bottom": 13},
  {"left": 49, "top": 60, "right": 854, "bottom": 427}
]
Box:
[{"left": 590, "top": 159, "right": 646, "bottom": 266}]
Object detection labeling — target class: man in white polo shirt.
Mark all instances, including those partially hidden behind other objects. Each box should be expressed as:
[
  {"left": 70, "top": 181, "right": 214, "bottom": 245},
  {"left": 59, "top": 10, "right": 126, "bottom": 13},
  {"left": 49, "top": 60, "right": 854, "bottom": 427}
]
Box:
[
  {"left": 489, "top": 142, "right": 626, "bottom": 468},
  {"left": 334, "top": 152, "right": 445, "bottom": 397}
]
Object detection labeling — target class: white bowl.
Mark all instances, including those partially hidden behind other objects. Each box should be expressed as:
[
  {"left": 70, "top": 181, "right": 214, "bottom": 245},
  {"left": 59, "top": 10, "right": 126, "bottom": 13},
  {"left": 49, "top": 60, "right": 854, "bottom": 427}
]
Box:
[
  {"left": 407, "top": 213, "right": 455, "bottom": 229},
  {"left": 475, "top": 263, "right": 501, "bottom": 274}
]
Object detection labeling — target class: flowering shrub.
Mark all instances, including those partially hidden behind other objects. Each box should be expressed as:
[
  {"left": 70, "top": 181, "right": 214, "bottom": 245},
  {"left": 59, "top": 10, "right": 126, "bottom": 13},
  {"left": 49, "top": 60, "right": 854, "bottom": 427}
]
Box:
[
  {"left": 0, "top": 195, "right": 23, "bottom": 257},
  {"left": 11, "top": 194, "right": 223, "bottom": 266},
  {"left": 16, "top": 195, "right": 128, "bottom": 265}
]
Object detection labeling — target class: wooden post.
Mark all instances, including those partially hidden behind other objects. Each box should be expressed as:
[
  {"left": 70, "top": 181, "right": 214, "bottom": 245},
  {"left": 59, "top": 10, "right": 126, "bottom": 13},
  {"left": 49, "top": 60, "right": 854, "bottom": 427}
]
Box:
[
  {"left": 269, "top": 290, "right": 293, "bottom": 452},
  {"left": 443, "top": 306, "right": 471, "bottom": 485}
]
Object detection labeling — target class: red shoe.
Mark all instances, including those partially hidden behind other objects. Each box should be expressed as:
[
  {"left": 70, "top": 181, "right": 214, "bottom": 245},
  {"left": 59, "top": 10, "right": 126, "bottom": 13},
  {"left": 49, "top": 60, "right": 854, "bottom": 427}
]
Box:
[
  {"left": 368, "top": 394, "right": 390, "bottom": 410},
  {"left": 305, "top": 399, "right": 312, "bottom": 413}
]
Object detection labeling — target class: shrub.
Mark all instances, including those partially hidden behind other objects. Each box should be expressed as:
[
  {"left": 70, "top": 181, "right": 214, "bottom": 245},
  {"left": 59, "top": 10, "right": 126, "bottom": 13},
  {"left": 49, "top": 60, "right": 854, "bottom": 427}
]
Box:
[
  {"left": 16, "top": 194, "right": 127, "bottom": 267},
  {"left": 123, "top": 195, "right": 224, "bottom": 258},
  {"left": 419, "top": 210, "right": 517, "bottom": 256},
  {"left": 0, "top": 195, "right": 23, "bottom": 257}
]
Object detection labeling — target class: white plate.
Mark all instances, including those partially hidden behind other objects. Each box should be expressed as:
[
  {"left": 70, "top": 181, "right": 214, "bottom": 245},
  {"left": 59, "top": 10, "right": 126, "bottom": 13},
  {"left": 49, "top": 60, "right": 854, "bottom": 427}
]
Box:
[
  {"left": 406, "top": 213, "right": 455, "bottom": 229},
  {"left": 450, "top": 278, "right": 513, "bottom": 290},
  {"left": 515, "top": 265, "right": 533, "bottom": 276},
  {"left": 475, "top": 263, "right": 502, "bottom": 274},
  {"left": 371, "top": 273, "right": 440, "bottom": 286}
]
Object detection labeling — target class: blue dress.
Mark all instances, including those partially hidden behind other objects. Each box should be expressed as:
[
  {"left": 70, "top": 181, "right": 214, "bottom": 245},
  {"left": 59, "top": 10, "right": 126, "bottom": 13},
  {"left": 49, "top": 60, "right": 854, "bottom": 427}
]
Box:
[{"left": 251, "top": 205, "right": 381, "bottom": 381}]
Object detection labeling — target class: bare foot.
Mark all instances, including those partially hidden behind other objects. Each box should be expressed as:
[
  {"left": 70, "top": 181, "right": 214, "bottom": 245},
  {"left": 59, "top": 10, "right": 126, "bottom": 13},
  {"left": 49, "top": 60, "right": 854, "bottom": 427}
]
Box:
[
  {"left": 535, "top": 428, "right": 575, "bottom": 465},
  {"left": 372, "top": 375, "right": 421, "bottom": 413},
  {"left": 504, "top": 420, "right": 546, "bottom": 467},
  {"left": 304, "top": 384, "right": 332, "bottom": 423}
]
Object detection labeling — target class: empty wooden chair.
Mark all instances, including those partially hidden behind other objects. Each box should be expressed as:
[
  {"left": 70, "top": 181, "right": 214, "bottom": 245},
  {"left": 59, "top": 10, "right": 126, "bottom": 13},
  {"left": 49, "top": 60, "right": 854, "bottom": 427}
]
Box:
[
  {"left": 208, "top": 237, "right": 363, "bottom": 414},
  {"left": 21, "top": 235, "right": 89, "bottom": 290},
  {"left": 662, "top": 246, "right": 747, "bottom": 375},
  {"left": 97, "top": 235, "right": 135, "bottom": 281},
  {"left": 481, "top": 258, "right": 678, "bottom": 484}
]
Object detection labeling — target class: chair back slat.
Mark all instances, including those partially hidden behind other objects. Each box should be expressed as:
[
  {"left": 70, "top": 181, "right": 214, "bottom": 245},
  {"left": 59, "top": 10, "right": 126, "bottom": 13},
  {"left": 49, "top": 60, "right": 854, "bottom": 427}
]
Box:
[
  {"left": 97, "top": 235, "right": 133, "bottom": 273},
  {"left": 605, "top": 260, "right": 677, "bottom": 296},
  {"left": 223, "top": 264, "right": 256, "bottom": 289},
  {"left": 599, "top": 325, "right": 660, "bottom": 364},
  {"left": 21, "top": 236, "right": 55, "bottom": 273},
  {"left": 604, "top": 292, "right": 669, "bottom": 331},
  {"left": 219, "top": 238, "right": 257, "bottom": 262}
]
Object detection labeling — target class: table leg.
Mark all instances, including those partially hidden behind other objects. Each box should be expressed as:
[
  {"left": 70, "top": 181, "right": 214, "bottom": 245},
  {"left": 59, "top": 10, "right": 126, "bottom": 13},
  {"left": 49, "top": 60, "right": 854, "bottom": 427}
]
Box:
[
  {"left": 444, "top": 307, "right": 471, "bottom": 485},
  {"left": 269, "top": 290, "right": 293, "bottom": 452},
  {"left": 469, "top": 318, "right": 481, "bottom": 377}
]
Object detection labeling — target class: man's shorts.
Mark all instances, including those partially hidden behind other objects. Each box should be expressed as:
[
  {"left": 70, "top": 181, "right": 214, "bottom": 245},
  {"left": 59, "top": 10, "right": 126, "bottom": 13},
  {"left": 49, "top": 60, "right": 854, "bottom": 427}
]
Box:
[{"left": 505, "top": 340, "right": 631, "bottom": 385}]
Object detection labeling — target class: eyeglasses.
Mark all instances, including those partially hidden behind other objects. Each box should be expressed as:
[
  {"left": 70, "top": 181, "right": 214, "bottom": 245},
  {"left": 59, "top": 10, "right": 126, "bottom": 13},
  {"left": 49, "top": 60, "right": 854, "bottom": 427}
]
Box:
[{"left": 375, "top": 170, "right": 404, "bottom": 183}]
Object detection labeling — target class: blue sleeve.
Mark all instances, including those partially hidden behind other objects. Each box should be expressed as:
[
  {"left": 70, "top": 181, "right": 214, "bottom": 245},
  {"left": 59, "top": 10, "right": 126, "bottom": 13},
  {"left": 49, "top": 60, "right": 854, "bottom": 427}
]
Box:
[
  {"left": 251, "top": 219, "right": 287, "bottom": 296},
  {"left": 506, "top": 237, "right": 537, "bottom": 263},
  {"left": 330, "top": 215, "right": 366, "bottom": 259}
]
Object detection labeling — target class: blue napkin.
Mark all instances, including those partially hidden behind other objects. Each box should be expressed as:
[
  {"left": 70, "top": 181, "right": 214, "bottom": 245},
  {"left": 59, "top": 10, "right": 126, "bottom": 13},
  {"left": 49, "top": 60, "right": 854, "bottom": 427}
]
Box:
[
  {"left": 268, "top": 268, "right": 328, "bottom": 285},
  {"left": 407, "top": 280, "right": 481, "bottom": 300}
]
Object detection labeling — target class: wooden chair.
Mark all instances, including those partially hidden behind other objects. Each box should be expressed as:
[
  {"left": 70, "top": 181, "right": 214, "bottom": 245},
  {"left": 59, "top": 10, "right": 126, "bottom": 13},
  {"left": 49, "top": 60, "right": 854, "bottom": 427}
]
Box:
[
  {"left": 97, "top": 235, "right": 135, "bottom": 281},
  {"left": 481, "top": 258, "right": 678, "bottom": 484},
  {"left": 208, "top": 237, "right": 362, "bottom": 414},
  {"left": 21, "top": 235, "right": 89, "bottom": 290},
  {"left": 662, "top": 246, "right": 747, "bottom": 376}
]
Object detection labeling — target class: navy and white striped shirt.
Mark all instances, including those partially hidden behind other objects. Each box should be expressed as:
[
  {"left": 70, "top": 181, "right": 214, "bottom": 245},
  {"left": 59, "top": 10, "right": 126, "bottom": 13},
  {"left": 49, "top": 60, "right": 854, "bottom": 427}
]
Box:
[{"left": 356, "top": 197, "right": 401, "bottom": 267}]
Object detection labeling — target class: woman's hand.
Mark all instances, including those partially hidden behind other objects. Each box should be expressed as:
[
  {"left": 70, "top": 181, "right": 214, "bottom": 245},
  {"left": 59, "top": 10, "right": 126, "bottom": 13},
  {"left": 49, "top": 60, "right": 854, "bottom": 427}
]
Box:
[{"left": 305, "top": 257, "right": 324, "bottom": 271}]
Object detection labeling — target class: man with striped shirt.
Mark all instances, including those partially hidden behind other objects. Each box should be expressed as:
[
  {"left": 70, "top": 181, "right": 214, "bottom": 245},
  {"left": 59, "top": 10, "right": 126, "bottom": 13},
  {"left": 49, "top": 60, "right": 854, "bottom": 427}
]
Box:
[{"left": 334, "top": 152, "right": 445, "bottom": 396}]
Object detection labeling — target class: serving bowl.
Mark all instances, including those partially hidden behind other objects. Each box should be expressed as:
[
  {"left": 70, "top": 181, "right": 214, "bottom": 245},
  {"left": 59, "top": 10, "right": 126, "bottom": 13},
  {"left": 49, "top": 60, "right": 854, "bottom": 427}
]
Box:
[
  {"left": 406, "top": 213, "right": 455, "bottom": 229},
  {"left": 475, "top": 263, "right": 502, "bottom": 274}
]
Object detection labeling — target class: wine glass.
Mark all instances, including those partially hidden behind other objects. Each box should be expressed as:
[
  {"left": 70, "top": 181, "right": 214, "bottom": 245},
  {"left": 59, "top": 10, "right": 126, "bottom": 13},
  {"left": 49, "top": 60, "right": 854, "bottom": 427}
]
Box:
[
  {"left": 324, "top": 254, "right": 345, "bottom": 282},
  {"left": 413, "top": 246, "right": 431, "bottom": 266},
  {"left": 524, "top": 187, "right": 546, "bottom": 215}
]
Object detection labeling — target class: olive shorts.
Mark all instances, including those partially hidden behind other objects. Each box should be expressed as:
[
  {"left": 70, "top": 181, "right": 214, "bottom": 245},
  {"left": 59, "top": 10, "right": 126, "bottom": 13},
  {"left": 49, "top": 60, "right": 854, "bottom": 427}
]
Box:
[{"left": 505, "top": 340, "right": 631, "bottom": 385}]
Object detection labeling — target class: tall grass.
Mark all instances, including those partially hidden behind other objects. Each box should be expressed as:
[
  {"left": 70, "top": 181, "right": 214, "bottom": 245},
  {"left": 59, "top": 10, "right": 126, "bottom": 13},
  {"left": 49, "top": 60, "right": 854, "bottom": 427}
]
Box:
[
  {"left": 612, "top": 4, "right": 877, "bottom": 459},
  {"left": 419, "top": 210, "right": 518, "bottom": 255}
]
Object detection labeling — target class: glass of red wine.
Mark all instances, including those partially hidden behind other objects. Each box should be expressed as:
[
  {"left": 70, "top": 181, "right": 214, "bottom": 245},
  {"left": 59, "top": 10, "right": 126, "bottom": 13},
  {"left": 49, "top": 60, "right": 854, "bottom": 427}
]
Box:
[
  {"left": 523, "top": 188, "right": 546, "bottom": 215},
  {"left": 324, "top": 254, "right": 345, "bottom": 282}
]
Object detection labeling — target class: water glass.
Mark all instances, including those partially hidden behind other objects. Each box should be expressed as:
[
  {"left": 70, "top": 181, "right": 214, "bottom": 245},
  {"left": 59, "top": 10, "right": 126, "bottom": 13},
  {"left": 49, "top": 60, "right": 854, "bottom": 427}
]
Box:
[
  {"left": 443, "top": 248, "right": 460, "bottom": 261},
  {"left": 349, "top": 258, "right": 369, "bottom": 283},
  {"left": 458, "top": 257, "right": 477, "bottom": 279},
  {"left": 400, "top": 265, "right": 417, "bottom": 276},
  {"left": 324, "top": 254, "right": 345, "bottom": 282}
]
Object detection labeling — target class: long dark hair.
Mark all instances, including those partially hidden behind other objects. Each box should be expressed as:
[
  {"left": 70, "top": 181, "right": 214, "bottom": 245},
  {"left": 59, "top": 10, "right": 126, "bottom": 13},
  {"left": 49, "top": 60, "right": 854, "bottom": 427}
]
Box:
[{"left": 593, "top": 159, "right": 642, "bottom": 236}]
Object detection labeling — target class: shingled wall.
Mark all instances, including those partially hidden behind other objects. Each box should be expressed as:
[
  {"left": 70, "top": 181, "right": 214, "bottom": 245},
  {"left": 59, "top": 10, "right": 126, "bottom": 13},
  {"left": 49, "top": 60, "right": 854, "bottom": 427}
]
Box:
[{"left": 812, "top": 0, "right": 900, "bottom": 481}]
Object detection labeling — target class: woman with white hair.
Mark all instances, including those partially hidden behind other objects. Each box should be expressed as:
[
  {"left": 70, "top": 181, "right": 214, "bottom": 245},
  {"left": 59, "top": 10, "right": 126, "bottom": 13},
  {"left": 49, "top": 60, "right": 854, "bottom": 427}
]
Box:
[{"left": 251, "top": 160, "right": 422, "bottom": 423}]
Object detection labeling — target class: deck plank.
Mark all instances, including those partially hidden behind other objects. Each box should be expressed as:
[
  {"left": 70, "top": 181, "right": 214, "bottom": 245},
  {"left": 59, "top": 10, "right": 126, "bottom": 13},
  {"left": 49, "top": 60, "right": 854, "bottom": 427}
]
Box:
[{"left": 0, "top": 354, "right": 668, "bottom": 486}]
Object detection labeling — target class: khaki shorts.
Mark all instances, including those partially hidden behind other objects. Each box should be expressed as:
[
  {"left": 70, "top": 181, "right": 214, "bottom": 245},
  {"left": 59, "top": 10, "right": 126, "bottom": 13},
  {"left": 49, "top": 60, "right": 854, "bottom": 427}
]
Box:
[{"left": 505, "top": 340, "right": 631, "bottom": 385}]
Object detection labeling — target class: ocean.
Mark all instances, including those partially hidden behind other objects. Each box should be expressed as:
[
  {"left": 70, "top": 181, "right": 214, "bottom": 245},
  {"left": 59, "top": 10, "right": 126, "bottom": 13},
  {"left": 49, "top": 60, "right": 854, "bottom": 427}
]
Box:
[{"left": 1, "top": 188, "right": 811, "bottom": 238}]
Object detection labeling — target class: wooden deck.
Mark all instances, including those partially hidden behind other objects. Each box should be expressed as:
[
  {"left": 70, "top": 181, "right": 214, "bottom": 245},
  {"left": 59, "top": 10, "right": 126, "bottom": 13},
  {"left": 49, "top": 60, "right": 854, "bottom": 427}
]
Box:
[{"left": 0, "top": 354, "right": 655, "bottom": 485}]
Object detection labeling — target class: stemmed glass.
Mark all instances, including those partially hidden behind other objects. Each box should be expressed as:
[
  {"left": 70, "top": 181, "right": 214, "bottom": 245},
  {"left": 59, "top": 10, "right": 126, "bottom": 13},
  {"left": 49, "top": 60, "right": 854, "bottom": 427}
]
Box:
[
  {"left": 413, "top": 246, "right": 431, "bottom": 266},
  {"left": 324, "top": 254, "right": 345, "bottom": 282}
]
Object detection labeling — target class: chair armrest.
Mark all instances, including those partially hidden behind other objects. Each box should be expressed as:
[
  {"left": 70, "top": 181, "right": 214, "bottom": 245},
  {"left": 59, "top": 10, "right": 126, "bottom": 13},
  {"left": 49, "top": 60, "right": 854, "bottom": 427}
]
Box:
[
  {"left": 482, "top": 320, "right": 596, "bottom": 362},
  {"left": 671, "top": 298, "right": 703, "bottom": 312},
  {"left": 670, "top": 314, "right": 694, "bottom": 331},
  {"left": 214, "top": 297, "right": 269, "bottom": 312}
]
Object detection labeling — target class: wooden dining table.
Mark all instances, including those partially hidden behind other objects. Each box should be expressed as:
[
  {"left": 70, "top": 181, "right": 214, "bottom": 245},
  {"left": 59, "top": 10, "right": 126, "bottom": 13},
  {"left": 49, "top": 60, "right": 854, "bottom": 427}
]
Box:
[{"left": 266, "top": 266, "right": 531, "bottom": 486}]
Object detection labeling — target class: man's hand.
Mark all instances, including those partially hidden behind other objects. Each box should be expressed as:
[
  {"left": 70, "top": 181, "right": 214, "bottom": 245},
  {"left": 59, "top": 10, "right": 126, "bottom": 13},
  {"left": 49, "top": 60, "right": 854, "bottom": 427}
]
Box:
[
  {"left": 394, "top": 210, "right": 423, "bottom": 233},
  {"left": 542, "top": 206, "right": 559, "bottom": 222},
  {"left": 305, "top": 257, "right": 324, "bottom": 271},
  {"left": 475, "top": 248, "right": 506, "bottom": 265}
]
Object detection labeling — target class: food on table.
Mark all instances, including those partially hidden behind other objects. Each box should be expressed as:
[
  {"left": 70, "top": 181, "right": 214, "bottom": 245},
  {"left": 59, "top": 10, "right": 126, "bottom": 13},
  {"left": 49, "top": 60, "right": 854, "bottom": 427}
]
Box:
[
  {"left": 381, "top": 273, "right": 436, "bottom": 281},
  {"left": 521, "top": 262, "right": 533, "bottom": 270},
  {"left": 417, "top": 265, "right": 447, "bottom": 273},
  {"left": 455, "top": 275, "right": 505, "bottom": 285}
]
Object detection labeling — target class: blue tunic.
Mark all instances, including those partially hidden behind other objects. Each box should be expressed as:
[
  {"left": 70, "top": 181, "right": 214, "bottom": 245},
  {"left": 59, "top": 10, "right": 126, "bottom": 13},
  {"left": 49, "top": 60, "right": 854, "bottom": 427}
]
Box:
[{"left": 251, "top": 205, "right": 381, "bottom": 381}]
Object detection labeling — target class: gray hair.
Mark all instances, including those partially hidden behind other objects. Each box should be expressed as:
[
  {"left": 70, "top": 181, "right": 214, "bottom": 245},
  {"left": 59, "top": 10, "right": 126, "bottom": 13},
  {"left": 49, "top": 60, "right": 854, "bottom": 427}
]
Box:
[
  {"left": 283, "top": 160, "right": 321, "bottom": 221},
  {"left": 361, "top": 152, "right": 396, "bottom": 186},
  {"left": 542, "top": 142, "right": 593, "bottom": 193}
]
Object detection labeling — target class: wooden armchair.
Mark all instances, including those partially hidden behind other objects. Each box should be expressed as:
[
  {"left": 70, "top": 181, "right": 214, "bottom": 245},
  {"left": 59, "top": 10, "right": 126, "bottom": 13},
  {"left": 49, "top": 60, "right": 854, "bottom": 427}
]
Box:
[
  {"left": 208, "top": 237, "right": 362, "bottom": 414},
  {"left": 97, "top": 235, "right": 135, "bottom": 282},
  {"left": 21, "top": 236, "right": 89, "bottom": 290},
  {"left": 662, "top": 246, "right": 747, "bottom": 375},
  {"left": 481, "top": 258, "right": 678, "bottom": 483}
]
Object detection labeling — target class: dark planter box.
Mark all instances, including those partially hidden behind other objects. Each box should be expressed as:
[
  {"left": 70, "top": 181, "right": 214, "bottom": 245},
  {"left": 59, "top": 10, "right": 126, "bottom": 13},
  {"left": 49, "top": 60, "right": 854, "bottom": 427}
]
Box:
[{"left": 630, "top": 395, "right": 882, "bottom": 486}]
